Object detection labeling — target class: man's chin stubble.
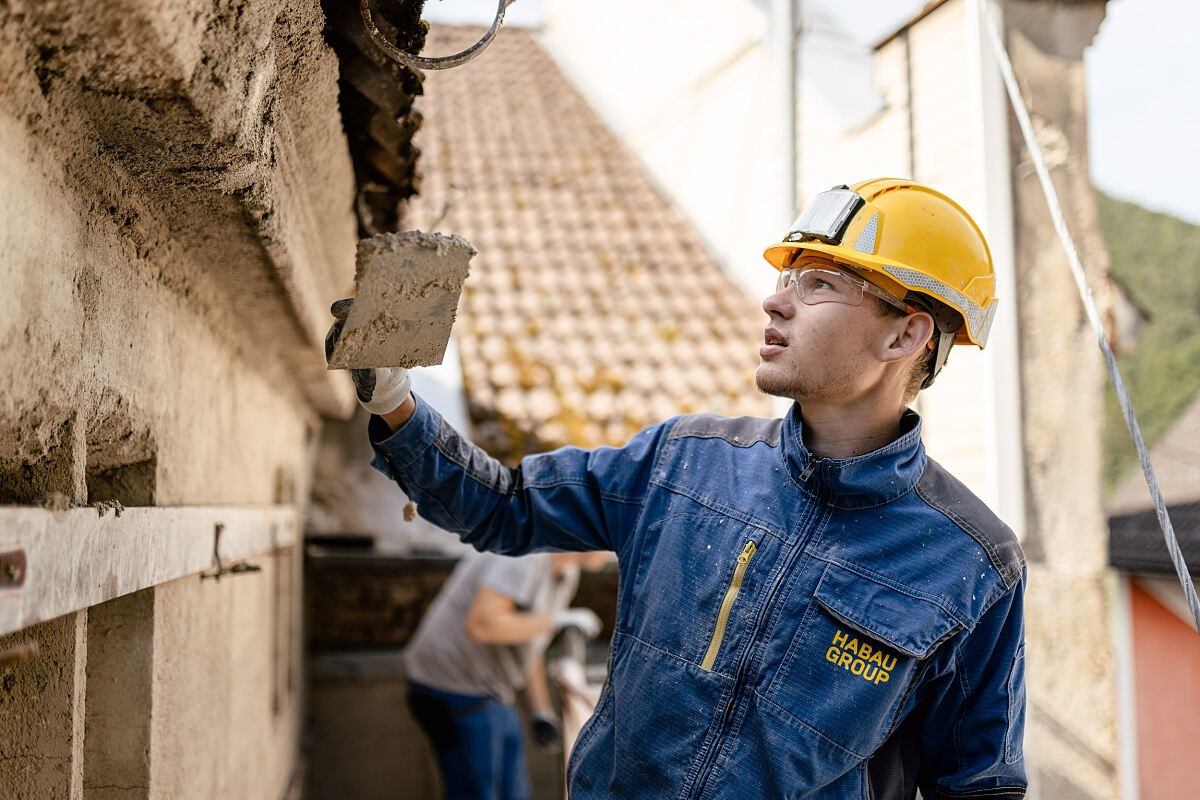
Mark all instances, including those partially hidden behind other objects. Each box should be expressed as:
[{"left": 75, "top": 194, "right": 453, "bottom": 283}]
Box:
[
  {"left": 756, "top": 367, "right": 840, "bottom": 403},
  {"left": 755, "top": 370, "right": 800, "bottom": 401}
]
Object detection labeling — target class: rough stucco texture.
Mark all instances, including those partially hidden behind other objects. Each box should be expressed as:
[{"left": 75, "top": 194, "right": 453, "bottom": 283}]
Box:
[
  {"left": 149, "top": 552, "right": 302, "bottom": 799},
  {"left": 1, "top": 0, "right": 347, "bottom": 796},
  {"left": 83, "top": 590, "right": 154, "bottom": 800},
  {"left": 0, "top": 613, "right": 83, "bottom": 800},
  {"left": 0, "top": 0, "right": 358, "bottom": 508},
  {"left": 329, "top": 231, "right": 475, "bottom": 369},
  {"left": 0, "top": 556, "right": 303, "bottom": 799}
]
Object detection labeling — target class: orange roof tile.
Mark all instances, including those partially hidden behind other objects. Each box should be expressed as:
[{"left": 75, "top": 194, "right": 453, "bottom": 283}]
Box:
[{"left": 407, "top": 26, "right": 772, "bottom": 462}]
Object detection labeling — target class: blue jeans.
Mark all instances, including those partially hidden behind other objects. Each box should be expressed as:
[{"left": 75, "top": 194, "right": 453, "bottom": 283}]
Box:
[{"left": 406, "top": 681, "right": 533, "bottom": 800}]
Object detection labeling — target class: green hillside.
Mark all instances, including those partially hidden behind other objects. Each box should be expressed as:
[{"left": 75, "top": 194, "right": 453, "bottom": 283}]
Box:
[{"left": 1097, "top": 191, "right": 1200, "bottom": 493}]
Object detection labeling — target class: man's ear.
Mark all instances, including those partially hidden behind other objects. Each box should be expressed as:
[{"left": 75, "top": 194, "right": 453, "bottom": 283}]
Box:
[{"left": 879, "top": 311, "right": 935, "bottom": 364}]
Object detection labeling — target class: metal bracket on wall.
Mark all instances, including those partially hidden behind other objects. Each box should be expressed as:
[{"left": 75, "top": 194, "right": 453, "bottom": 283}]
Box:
[
  {"left": 201, "top": 523, "right": 262, "bottom": 581},
  {"left": 360, "top": 0, "right": 517, "bottom": 70}
]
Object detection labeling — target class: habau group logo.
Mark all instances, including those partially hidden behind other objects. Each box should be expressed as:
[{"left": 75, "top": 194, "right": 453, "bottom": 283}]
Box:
[{"left": 825, "top": 629, "right": 897, "bottom": 685}]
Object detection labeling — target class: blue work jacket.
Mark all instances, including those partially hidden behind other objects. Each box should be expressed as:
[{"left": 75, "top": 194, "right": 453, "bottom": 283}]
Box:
[{"left": 369, "top": 396, "right": 1027, "bottom": 799}]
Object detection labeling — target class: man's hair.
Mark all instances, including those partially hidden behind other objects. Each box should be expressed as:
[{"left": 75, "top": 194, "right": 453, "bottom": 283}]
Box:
[{"left": 875, "top": 299, "right": 937, "bottom": 404}]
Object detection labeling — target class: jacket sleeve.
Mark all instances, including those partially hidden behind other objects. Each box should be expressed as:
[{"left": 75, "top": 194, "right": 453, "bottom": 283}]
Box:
[
  {"left": 367, "top": 394, "right": 672, "bottom": 556},
  {"left": 916, "top": 571, "right": 1028, "bottom": 799}
]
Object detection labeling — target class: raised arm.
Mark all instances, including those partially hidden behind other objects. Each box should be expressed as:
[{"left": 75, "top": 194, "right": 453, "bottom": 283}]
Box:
[
  {"left": 325, "top": 299, "right": 672, "bottom": 556},
  {"left": 368, "top": 394, "right": 673, "bottom": 557}
]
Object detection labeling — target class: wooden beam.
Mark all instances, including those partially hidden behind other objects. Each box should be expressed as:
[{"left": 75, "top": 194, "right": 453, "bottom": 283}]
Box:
[{"left": 0, "top": 506, "right": 298, "bottom": 637}]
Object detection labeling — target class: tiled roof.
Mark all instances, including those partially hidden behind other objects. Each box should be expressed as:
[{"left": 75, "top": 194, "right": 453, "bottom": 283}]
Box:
[
  {"left": 1108, "top": 393, "right": 1200, "bottom": 573},
  {"left": 405, "top": 25, "right": 772, "bottom": 462}
]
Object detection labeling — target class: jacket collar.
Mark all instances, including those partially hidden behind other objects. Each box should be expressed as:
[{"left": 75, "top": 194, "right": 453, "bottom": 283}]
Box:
[{"left": 781, "top": 403, "right": 926, "bottom": 508}]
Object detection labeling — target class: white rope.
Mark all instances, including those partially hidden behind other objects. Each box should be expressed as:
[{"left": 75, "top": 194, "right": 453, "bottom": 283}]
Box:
[{"left": 978, "top": 0, "right": 1200, "bottom": 634}]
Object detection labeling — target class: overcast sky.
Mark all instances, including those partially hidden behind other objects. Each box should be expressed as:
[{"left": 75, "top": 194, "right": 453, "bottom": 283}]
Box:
[
  {"left": 421, "top": 0, "right": 1200, "bottom": 225},
  {"left": 1085, "top": 0, "right": 1199, "bottom": 224}
]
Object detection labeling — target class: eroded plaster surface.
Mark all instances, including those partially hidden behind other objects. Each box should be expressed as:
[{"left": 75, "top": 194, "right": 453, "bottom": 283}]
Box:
[
  {"left": 0, "top": 0, "right": 357, "bottom": 795},
  {"left": 0, "top": 613, "right": 83, "bottom": 799},
  {"left": 1, "top": 0, "right": 358, "bottom": 513}
]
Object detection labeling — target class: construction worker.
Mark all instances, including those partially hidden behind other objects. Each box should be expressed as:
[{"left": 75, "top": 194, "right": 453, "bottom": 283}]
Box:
[
  {"left": 327, "top": 178, "right": 1027, "bottom": 798},
  {"left": 403, "top": 549, "right": 608, "bottom": 800}
]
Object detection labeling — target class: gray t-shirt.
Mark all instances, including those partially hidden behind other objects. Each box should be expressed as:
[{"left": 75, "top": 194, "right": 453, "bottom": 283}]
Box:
[{"left": 402, "top": 551, "right": 576, "bottom": 702}]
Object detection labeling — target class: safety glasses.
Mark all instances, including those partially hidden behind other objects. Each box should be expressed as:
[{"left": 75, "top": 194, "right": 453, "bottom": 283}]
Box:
[{"left": 775, "top": 262, "right": 911, "bottom": 313}]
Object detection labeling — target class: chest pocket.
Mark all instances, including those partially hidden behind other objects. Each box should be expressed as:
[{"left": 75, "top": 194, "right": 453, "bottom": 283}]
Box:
[
  {"left": 620, "top": 509, "right": 768, "bottom": 668},
  {"left": 766, "top": 561, "right": 964, "bottom": 757}
]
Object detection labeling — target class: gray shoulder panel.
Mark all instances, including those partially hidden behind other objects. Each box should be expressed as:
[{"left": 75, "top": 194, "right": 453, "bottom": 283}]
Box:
[
  {"left": 916, "top": 458, "right": 1025, "bottom": 589},
  {"left": 433, "top": 417, "right": 520, "bottom": 496},
  {"left": 667, "top": 414, "right": 782, "bottom": 448}
]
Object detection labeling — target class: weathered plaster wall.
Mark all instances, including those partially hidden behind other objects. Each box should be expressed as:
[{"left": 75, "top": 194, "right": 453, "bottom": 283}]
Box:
[
  {"left": 0, "top": 0, "right": 357, "bottom": 508},
  {"left": 0, "top": 110, "right": 315, "bottom": 506},
  {"left": 84, "top": 591, "right": 155, "bottom": 800},
  {"left": 1, "top": 554, "right": 301, "bottom": 800},
  {"left": 1003, "top": 2, "right": 1118, "bottom": 797},
  {"left": 1, "top": 0, "right": 356, "bottom": 795},
  {"left": 149, "top": 553, "right": 302, "bottom": 799},
  {"left": 3, "top": 0, "right": 359, "bottom": 395},
  {"left": 0, "top": 613, "right": 85, "bottom": 800}
]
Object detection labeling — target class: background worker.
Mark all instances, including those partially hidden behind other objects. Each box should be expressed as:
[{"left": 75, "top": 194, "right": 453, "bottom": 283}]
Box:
[
  {"left": 403, "top": 548, "right": 608, "bottom": 800},
  {"left": 327, "top": 178, "right": 1027, "bottom": 798}
]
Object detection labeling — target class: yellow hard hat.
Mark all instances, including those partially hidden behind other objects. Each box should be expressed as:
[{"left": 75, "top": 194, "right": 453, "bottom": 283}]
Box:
[{"left": 763, "top": 178, "right": 998, "bottom": 350}]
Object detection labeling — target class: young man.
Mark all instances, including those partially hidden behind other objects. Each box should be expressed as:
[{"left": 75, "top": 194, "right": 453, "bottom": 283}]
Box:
[
  {"left": 328, "top": 179, "right": 1027, "bottom": 798},
  {"left": 404, "top": 549, "right": 608, "bottom": 800}
]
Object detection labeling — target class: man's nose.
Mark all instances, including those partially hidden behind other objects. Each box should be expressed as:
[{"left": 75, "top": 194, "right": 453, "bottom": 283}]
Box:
[{"left": 763, "top": 286, "right": 795, "bottom": 318}]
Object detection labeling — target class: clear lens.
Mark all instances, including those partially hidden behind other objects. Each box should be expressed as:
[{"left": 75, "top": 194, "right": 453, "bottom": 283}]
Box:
[
  {"left": 776, "top": 264, "right": 910, "bottom": 313},
  {"left": 778, "top": 268, "right": 866, "bottom": 306}
]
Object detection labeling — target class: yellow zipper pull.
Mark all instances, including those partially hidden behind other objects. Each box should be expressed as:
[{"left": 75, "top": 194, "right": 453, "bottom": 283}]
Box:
[{"left": 701, "top": 540, "right": 758, "bottom": 671}]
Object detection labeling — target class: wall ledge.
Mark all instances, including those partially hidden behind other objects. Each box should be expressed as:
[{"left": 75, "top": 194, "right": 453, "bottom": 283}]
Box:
[{"left": 0, "top": 506, "right": 298, "bottom": 637}]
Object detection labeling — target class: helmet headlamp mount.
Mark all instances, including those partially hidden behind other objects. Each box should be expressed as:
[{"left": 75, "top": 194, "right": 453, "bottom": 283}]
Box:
[{"left": 783, "top": 186, "right": 865, "bottom": 246}]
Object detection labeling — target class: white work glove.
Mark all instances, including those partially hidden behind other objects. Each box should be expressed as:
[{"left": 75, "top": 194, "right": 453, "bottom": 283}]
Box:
[
  {"left": 325, "top": 298, "right": 412, "bottom": 415},
  {"left": 553, "top": 607, "right": 603, "bottom": 639}
]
